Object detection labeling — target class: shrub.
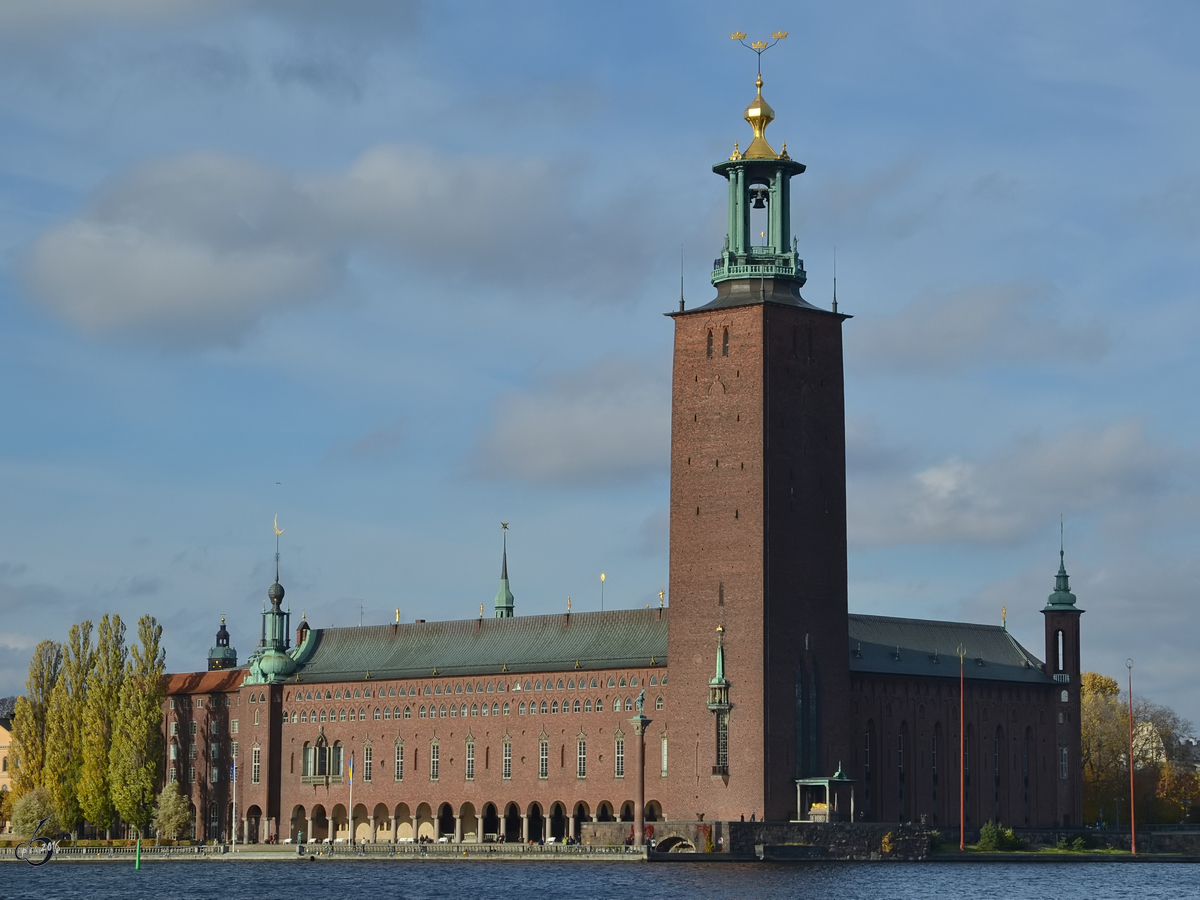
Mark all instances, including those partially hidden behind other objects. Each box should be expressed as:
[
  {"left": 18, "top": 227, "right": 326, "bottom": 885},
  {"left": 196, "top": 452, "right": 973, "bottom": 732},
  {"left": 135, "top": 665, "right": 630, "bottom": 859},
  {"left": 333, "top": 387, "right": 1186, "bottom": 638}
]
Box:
[{"left": 977, "top": 820, "right": 1024, "bottom": 851}]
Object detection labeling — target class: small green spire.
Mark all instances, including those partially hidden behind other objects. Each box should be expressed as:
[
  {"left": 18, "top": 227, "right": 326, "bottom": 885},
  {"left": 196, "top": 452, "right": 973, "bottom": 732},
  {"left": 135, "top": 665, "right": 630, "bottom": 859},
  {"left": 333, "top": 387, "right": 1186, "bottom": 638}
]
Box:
[
  {"left": 1044, "top": 522, "right": 1078, "bottom": 610},
  {"left": 494, "top": 523, "right": 514, "bottom": 618},
  {"left": 710, "top": 625, "right": 727, "bottom": 685}
]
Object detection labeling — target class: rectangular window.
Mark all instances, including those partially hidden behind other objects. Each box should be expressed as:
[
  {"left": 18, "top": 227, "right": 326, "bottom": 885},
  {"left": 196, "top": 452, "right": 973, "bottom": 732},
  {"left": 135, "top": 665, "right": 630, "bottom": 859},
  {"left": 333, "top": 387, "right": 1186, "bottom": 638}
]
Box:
[
  {"left": 661, "top": 736, "right": 668, "bottom": 777},
  {"left": 615, "top": 735, "right": 625, "bottom": 778},
  {"left": 188, "top": 765, "right": 195, "bottom": 784},
  {"left": 252, "top": 746, "right": 261, "bottom": 785},
  {"left": 466, "top": 741, "right": 475, "bottom": 781},
  {"left": 168, "top": 766, "right": 177, "bottom": 783},
  {"left": 231, "top": 719, "right": 238, "bottom": 734},
  {"left": 169, "top": 722, "right": 178, "bottom": 736},
  {"left": 538, "top": 739, "right": 549, "bottom": 779},
  {"left": 1060, "top": 746, "right": 1069, "bottom": 780},
  {"left": 254, "top": 710, "right": 260, "bottom": 726},
  {"left": 395, "top": 745, "right": 404, "bottom": 781},
  {"left": 190, "top": 721, "right": 198, "bottom": 736},
  {"left": 503, "top": 741, "right": 512, "bottom": 780},
  {"left": 189, "top": 742, "right": 197, "bottom": 760},
  {"left": 170, "top": 698, "right": 175, "bottom": 710},
  {"left": 430, "top": 743, "right": 440, "bottom": 781},
  {"left": 210, "top": 743, "right": 219, "bottom": 760},
  {"left": 577, "top": 738, "right": 586, "bottom": 778},
  {"left": 196, "top": 698, "right": 203, "bottom": 708},
  {"left": 169, "top": 744, "right": 178, "bottom": 760},
  {"left": 231, "top": 741, "right": 238, "bottom": 759},
  {"left": 210, "top": 766, "right": 219, "bottom": 783},
  {"left": 364, "top": 745, "right": 373, "bottom": 782},
  {"left": 211, "top": 719, "right": 218, "bottom": 734}
]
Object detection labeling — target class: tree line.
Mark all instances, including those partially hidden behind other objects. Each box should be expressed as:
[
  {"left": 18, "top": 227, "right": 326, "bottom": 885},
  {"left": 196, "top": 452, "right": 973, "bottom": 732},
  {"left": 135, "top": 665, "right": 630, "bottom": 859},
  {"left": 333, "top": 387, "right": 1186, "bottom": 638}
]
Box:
[
  {"left": 1081, "top": 671, "right": 1199, "bottom": 826},
  {"left": 5, "top": 614, "right": 167, "bottom": 840}
]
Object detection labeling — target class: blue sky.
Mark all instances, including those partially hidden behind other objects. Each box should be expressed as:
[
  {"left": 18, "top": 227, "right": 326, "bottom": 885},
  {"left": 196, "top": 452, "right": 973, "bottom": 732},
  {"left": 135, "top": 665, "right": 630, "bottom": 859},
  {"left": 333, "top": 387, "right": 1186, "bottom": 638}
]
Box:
[{"left": 1, "top": 1, "right": 1198, "bottom": 723}]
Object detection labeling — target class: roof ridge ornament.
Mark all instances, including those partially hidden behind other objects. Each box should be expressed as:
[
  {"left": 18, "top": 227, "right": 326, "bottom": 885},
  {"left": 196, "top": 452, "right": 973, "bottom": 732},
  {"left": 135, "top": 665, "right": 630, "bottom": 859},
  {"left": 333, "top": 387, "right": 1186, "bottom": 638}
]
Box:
[{"left": 730, "top": 29, "right": 788, "bottom": 159}]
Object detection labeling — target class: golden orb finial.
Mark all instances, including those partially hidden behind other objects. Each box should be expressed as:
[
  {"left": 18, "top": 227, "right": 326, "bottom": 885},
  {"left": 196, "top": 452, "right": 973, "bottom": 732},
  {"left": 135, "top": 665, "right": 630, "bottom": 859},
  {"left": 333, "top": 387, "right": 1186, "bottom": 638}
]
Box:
[{"left": 742, "top": 74, "right": 778, "bottom": 159}]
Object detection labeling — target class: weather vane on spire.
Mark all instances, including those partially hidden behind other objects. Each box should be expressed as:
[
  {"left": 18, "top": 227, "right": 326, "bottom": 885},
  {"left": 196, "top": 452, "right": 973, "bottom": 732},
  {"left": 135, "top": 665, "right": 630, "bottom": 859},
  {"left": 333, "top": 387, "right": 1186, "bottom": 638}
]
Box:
[{"left": 730, "top": 30, "right": 788, "bottom": 74}]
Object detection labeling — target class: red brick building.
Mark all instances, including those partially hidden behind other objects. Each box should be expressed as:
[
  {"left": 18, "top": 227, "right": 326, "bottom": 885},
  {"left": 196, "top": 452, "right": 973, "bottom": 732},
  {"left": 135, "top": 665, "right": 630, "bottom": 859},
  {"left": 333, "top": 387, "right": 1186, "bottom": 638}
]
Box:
[{"left": 161, "top": 72, "right": 1083, "bottom": 843}]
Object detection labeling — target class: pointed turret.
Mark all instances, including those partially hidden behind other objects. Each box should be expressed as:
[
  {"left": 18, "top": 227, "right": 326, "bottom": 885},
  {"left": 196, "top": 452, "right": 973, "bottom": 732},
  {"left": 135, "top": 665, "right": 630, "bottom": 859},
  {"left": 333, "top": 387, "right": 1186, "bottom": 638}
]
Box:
[
  {"left": 1044, "top": 548, "right": 1078, "bottom": 610},
  {"left": 494, "top": 523, "right": 515, "bottom": 618}
]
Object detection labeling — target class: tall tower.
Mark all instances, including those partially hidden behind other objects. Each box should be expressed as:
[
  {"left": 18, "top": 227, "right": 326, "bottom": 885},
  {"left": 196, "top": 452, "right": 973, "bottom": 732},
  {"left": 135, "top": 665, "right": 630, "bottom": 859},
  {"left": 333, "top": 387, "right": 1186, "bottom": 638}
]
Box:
[
  {"left": 495, "top": 523, "right": 515, "bottom": 618},
  {"left": 1043, "top": 541, "right": 1084, "bottom": 828},
  {"left": 665, "top": 60, "right": 851, "bottom": 822}
]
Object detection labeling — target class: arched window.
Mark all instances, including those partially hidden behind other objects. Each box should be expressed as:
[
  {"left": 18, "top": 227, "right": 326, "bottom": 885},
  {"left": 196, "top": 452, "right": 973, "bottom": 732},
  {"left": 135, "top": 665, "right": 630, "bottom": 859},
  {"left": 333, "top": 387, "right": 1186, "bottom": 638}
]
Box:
[
  {"left": 460, "top": 704, "right": 467, "bottom": 717},
  {"left": 339, "top": 709, "right": 347, "bottom": 721},
  {"left": 519, "top": 702, "right": 527, "bottom": 715},
  {"left": 492, "top": 702, "right": 500, "bottom": 716},
  {"left": 573, "top": 700, "right": 581, "bottom": 713},
  {"left": 384, "top": 707, "right": 391, "bottom": 720},
  {"left": 585, "top": 699, "right": 592, "bottom": 713},
  {"left": 373, "top": 707, "right": 381, "bottom": 720},
  {"left": 722, "top": 326, "right": 729, "bottom": 356},
  {"left": 540, "top": 701, "right": 548, "bottom": 714},
  {"left": 503, "top": 702, "right": 510, "bottom": 715},
  {"left": 419, "top": 706, "right": 427, "bottom": 718},
  {"left": 655, "top": 696, "right": 663, "bottom": 711},
  {"left": 403, "top": 706, "right": 411, "bottom": 719},
  {"left": 707, "top": 329, "right": 713, "bottom": 358},
  {"left": 613, "top": 698, "right": 620, "bottom": 712},
  {"left": 449, "top": 704, "right": 458, "bottom": 718},
  {"left": 471, "top": 704, "right": 478, "bottom": 717},
  {"left": 551, "top": 700, "right": 559, "bottom": 714}
]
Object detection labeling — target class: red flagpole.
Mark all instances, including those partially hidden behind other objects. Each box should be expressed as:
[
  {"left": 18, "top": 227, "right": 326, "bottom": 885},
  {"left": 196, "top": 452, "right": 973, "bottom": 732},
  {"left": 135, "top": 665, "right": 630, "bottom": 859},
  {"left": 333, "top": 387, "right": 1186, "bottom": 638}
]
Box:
[
  {"left": 1127, "top": 659, "right": 1136, "bottom": 856},
  {"left": 959, "top": 644, "right": 965, "bottom": 852}
]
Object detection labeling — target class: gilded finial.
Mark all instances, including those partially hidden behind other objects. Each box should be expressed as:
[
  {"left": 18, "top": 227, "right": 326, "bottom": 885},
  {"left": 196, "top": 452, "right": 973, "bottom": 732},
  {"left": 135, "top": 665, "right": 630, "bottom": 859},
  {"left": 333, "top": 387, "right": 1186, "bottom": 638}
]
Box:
[
  {"left": 395, "top": 607, "right": 399, "bottom": 624},
  {"left": 730, "top": 30, "right": 787, "bottom": 158},
  {"left": 502, "top": 663, "right": 508, "bottom": 672},
  {"left": 479, "top": 602, "right": 484, "bottom": 617},
  {"left": 730, "top": 31, "right": 747, "bottom": 40},
  {"left": 729, "top": 141, "right": 742, "bottom": 160},
  {"left": 1001, "top": 605, "right": 1007, "bottom": 629},
  {"left": 780, "top": 142, "right": 789, "bottom": 159},
  {"left": 567, "top": 596, "right": 572, "bottom": 612},
  {"left": 659, "top": 589, "right": 665, "bottom": 607}
]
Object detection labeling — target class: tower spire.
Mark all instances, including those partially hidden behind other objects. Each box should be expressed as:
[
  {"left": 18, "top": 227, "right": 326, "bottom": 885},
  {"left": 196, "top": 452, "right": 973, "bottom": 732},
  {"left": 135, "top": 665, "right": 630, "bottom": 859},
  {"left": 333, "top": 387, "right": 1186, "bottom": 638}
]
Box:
[
  {"left": 494, "top": 522, "right": 515, "bottom": 617},
  {"left": 1045, "top": 517, "right": 1078, "bottom": 609}
]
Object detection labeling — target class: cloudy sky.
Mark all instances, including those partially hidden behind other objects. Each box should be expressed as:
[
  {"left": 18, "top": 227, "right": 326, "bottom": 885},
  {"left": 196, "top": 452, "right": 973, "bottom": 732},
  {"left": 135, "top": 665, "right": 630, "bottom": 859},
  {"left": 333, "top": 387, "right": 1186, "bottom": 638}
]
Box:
[{"left": 1, "top": 1, "right": 1198, "bottom": 722}]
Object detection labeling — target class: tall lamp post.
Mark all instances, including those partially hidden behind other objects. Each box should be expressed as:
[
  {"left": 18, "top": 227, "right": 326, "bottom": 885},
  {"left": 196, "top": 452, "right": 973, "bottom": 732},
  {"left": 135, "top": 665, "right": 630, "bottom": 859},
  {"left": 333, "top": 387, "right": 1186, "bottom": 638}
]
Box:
[{"left": 1127, "top": 658, "right": 1136, "bottom": 856}]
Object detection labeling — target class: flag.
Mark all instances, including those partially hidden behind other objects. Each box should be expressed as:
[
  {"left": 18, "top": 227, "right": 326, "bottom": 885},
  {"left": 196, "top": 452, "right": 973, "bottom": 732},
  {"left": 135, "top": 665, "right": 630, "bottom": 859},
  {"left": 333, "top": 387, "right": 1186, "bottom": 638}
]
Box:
[
  {"left": 231, "top": 761, "right": 236, "bottom": 783},
  {"left": 348, "top": 752, "right": 354, "bottom": 787}
]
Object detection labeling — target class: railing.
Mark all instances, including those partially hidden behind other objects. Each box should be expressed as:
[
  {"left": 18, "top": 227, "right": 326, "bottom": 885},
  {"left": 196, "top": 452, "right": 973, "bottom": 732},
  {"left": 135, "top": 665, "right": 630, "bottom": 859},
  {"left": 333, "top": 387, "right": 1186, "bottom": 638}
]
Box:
[
  {"left": 318, "top": 841, "right": 645, "bottom": 858},
  {"left": 711, "top": 264, "right": 802, "bottom": 281},
  {"left": 51, "top": 844, "right": 228, "bottom": 857},
  {"left": 1053, "top": 674, "right": 1071, "bottom": 683}
]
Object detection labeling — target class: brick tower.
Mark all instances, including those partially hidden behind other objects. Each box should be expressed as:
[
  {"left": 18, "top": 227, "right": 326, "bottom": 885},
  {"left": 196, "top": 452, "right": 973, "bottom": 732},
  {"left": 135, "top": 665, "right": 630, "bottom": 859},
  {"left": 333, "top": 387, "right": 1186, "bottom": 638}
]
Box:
[
  {"left": 665, "top": 68, "right": 851, "bottom": 822},
  {"left": 1043, "top": 538, "right": 1084, "bottom": 828}
]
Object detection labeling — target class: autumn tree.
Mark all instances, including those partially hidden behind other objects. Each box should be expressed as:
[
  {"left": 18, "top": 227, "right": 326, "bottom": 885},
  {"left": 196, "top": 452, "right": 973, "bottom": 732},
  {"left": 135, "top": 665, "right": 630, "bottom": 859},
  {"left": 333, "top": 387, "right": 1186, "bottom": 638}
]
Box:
[
  {"left": 1081, "top": 670, "right": 1197, "bottom": 825},
  {"left": 44, "top": 620, "right": 94, "bottom": 838},
  {"left": 10, "top": 641, "right": 63, "bottom": 798},
  {"left": 109, "top": 615, "right": 166, "bottom": 838},
  {"left": 152, "top": 780, "right": 191, "bottom": 843},
  {"left": 11, "top": 786, "right": 60, "bottom": 839},
  {"left": 78, "top": 614, "right": 126, "bottom": 838}
]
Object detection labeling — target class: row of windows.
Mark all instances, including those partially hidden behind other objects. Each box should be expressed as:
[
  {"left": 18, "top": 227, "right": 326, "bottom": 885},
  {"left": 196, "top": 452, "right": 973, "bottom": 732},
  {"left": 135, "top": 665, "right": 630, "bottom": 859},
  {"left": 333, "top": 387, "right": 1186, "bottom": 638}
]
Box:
[
  {"left": 289, "top": 673, "right": 665, "bottom": 703},
  {"left": 285, "top": 695, "right": 664, "bottom": 725},
  {"left": 166, "top": 746, "right": 261, "bottom": 787},
  {"left": 300, "top": 735, "right": 667, "bottom": 783}
]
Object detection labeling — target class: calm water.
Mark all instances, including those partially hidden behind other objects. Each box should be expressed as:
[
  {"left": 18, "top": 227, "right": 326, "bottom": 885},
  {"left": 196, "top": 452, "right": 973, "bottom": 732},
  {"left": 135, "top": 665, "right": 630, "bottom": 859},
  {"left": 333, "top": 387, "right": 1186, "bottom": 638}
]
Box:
[{"left": 2, "top": 859, "right": 1195, "bottom": 899}]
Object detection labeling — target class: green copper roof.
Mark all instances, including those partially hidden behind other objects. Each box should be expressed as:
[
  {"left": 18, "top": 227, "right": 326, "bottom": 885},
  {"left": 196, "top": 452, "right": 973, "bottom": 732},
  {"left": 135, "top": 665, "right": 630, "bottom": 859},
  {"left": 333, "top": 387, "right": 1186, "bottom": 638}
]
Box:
[
  {"left": 292, "top": 608, "right": 668, "bottom": 683},
  {"left": 1044, "top": 551, "right": 1079, "bottom": 611},
  {"left": 848, "top": 614, "right": 1051, "bottom": 684}
]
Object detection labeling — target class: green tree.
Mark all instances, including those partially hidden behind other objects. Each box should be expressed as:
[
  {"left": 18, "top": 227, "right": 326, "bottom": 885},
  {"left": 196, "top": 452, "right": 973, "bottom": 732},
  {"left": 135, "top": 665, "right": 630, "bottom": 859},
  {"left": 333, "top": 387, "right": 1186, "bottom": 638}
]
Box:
[
  {"left": 10, "top": 641, "right": 63, "bottom": 798},
  {"left": 78, "top": 614, "right": 126, "bottom": 838},
  {"left": 109, "top": 615, "right": 166, "bottom": 837},
  {"left": 11, "top": 786, "right": 60, "bottom": 839},
  {"left": 44, "top": 620, "right": 94, "bottom": 837},
  {"left": 1081, "top": 671, "right": 1126, "bottom": 823},
  {"left": 152, "top": 780, "right": 191, "bottom": 842}
]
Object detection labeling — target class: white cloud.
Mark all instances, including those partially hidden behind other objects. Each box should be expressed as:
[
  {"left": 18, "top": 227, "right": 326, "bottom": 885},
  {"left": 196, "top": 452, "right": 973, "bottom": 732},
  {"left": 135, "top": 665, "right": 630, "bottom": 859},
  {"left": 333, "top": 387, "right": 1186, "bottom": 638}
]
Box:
[
  {"left": 470, "top": 357, "right": 670, "bottom": 486},
  {"left": 21, "top": 146, "right": 661, "bottom": 346},
  {"left": 849, "top": 419, "right": 1192, "bottom": 547},
  {"left": 850, "top": 281, "right": 1109, "bottom": 373}
]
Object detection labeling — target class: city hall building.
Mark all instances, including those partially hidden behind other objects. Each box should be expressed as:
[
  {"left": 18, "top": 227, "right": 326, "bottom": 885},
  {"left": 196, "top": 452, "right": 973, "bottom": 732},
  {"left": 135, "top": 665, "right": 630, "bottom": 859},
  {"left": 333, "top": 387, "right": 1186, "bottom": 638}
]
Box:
[{"left": 162, "top": 72, "right": 1084, "bottom": 845}]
